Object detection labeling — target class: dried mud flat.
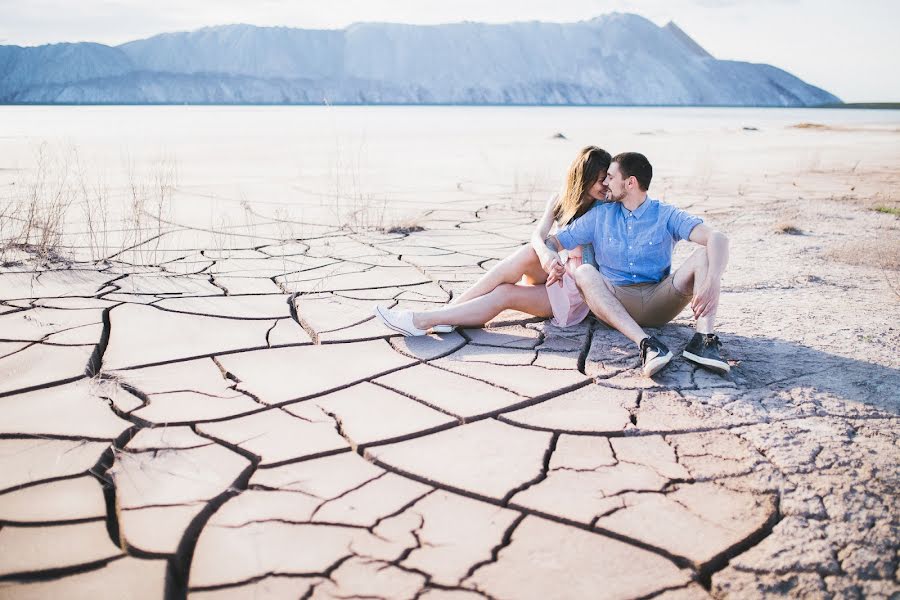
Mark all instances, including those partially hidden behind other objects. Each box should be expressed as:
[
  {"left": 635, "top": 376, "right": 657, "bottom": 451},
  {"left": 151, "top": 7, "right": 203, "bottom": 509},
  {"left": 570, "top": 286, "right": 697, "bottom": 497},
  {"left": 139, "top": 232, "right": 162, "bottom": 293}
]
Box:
[{"left": 0, "top": 136, "right": 899, "bottom": 599}]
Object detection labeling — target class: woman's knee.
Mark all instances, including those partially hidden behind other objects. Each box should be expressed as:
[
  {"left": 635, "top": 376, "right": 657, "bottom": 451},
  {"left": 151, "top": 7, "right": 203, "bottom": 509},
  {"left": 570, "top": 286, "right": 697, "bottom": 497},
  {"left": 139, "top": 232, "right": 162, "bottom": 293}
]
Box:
[
  {"left": 509, "top": 245, "right": 540, "bottom": 269},
  {"left": 487, "top": 283, "right": 522, "bottom": 308}
]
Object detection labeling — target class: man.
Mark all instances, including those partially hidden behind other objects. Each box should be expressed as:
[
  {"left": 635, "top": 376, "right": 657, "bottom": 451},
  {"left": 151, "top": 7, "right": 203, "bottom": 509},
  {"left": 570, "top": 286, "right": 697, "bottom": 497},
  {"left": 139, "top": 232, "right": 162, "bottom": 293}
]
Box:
[{"left": 545, "top": 152, "right": 730, "bottom": 377}]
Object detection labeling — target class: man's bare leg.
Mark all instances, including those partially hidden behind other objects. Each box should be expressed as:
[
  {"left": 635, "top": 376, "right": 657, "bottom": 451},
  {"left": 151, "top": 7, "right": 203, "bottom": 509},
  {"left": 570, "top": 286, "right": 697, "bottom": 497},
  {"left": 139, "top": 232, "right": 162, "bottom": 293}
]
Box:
[
  {"left": 572, "top": 264, "right": 647, "bottom": 344},
  {"left": 573, "top": 263, "right": 674, "bottom": 376},
  {"left": 673, "top": 247, "right": 729, "bottom": 374},
  {"left": 451, "top": 245, "right": 547, "bottom": 305}
]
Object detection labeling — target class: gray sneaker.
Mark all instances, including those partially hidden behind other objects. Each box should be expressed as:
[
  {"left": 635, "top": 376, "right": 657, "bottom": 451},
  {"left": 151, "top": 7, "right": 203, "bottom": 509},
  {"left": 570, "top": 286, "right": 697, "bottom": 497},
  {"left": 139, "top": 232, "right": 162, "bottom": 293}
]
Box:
[{"left": 682, "top": 333, "right": 730, "bottom": 375}]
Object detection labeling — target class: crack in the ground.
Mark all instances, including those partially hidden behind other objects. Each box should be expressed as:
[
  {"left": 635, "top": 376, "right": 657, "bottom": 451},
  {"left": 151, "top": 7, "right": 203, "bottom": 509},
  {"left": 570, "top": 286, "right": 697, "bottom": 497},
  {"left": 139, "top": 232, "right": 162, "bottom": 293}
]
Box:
[
  {"left": 88, "top": 425, "right": 139, "bottom": 551},
  {"left": 164, "top": 428, "right": 261, "bottom": 600},
  {"left": 0, "top": 555, "right": 127, "bottom": 584},
  {"left": 309, "top": 472, "right": 388, "bottom": 521},
  {"left": 288, "top": 291, "right": 319, "bottom": 344},
  {"left": 461, "top": 512, "right": 527, "bottom": 582},
  {"left": 500, "top": 431, "right": 559, "bottom": 505}
]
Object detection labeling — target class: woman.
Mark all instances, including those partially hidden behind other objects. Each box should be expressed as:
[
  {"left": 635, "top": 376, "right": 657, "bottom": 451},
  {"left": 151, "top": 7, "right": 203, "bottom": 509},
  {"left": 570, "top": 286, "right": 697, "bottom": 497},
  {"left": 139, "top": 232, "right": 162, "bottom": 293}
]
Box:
[{"left": 374, "top": 146, "right": 611, "bottom": 336}]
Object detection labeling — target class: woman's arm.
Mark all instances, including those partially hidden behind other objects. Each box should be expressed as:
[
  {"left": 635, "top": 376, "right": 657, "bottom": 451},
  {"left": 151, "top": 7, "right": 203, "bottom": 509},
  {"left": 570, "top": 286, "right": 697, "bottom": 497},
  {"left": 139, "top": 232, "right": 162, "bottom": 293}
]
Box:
[{"left": 530, "top": 196, "right": 565, "bottom": 283}]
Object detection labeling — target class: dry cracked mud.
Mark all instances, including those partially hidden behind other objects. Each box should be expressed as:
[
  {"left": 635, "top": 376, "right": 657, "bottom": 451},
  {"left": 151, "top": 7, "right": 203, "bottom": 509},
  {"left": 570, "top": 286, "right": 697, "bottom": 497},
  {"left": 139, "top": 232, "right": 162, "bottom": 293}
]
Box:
[{"left": 1, "top": 154, "right": 898, "bottom": 600}]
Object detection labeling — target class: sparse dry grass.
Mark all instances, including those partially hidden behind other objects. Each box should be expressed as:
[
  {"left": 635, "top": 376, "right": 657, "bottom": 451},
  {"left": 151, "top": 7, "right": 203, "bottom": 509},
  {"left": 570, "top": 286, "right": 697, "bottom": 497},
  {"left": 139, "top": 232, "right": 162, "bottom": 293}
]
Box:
[
  {"left": 826, "top": 238, "right": 900, "bottom": 271},
  {"left": 0, "top": 143, "right": 178, "bottom": 269}
]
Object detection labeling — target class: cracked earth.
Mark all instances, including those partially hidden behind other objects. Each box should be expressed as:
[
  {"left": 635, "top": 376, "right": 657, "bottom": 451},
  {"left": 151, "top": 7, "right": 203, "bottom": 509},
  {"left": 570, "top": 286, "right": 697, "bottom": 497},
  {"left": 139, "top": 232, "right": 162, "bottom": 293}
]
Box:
[{"left": 1, "top": 118, "right": 899, "bottom": 599}]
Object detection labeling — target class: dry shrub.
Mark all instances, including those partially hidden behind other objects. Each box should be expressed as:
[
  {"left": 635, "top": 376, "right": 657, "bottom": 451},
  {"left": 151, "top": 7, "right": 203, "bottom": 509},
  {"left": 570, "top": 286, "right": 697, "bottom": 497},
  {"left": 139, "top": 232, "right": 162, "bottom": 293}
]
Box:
[
  {"left": 121, "top": 153, "right": 177, "bottom": 265},
  {"left": 775, "top": 223, "right": 803, "bottom": 235},
  {"left": 1, "top": 143, "right": 77, "bottom": 265},
  {"left": 790, "top": 123, "right": 829, "bottom": 130},
  {"left": 0, "top": 143, "right": 179, "bottom": 268},
  {"left": 383, "top": 221, "right": 425, "bottom": 235}
]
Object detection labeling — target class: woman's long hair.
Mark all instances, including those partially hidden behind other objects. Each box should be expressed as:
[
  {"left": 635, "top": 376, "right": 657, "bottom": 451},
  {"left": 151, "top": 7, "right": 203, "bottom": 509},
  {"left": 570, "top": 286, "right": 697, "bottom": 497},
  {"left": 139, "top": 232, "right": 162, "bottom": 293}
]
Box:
[{"left": 553, "top": 146, "right": 612, "bottom": 225}]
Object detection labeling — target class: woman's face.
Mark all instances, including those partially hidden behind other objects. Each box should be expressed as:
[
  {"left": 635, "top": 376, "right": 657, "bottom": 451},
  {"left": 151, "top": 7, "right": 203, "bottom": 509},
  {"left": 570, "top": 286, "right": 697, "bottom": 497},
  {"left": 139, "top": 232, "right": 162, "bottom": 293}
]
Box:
[{"left": 587, "top": 170, "right": 609, "bottom": 201}]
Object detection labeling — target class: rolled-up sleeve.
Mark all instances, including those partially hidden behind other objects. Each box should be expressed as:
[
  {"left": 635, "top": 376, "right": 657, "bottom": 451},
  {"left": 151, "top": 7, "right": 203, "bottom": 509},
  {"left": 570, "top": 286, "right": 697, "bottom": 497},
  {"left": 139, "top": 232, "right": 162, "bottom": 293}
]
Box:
[
  {"left": 555, "top": 208, "right": 597, "bottom": 250},
  {"left": 667, "top": 207, "right": 703, "bottom": 242}
]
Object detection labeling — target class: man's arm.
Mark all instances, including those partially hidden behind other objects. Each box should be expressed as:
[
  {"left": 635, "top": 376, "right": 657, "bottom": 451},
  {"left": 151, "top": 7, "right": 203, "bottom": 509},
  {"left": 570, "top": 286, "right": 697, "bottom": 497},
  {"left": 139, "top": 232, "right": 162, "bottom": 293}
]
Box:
[{"left": 688, "top": 224, "right": 729, "bottom": 318}]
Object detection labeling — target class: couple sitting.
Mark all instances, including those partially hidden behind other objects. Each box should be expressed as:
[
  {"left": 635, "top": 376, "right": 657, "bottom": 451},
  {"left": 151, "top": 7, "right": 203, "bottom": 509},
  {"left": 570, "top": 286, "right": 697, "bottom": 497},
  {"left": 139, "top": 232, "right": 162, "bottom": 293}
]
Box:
[{"left": 374, "top": 147, "right": 729, "bottom": 377}]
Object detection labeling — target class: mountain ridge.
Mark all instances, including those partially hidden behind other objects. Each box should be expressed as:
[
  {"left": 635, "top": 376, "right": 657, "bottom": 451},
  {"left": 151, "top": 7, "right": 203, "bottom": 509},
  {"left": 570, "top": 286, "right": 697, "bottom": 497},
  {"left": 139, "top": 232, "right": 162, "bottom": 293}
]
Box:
[{"left": 0, "top": 15, "right": 840, "bottom": 106}]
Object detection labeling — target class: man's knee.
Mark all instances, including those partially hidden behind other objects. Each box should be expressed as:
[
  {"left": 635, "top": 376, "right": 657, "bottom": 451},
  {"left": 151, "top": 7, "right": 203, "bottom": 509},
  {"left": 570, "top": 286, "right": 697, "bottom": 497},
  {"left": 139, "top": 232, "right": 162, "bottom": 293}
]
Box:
[
  {"left": 573, "top": 263, "right": 599, "bottom": 286},
  {"left": 574, "top": 263, "right": 612, "bottom": 294}
]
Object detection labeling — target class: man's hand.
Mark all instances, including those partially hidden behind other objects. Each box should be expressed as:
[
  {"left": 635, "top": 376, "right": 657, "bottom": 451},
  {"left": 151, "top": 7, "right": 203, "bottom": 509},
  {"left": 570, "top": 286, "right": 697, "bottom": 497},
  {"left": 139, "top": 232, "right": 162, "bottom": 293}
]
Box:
[{"left": 691, "top": 278, "right": 720, "bottom": 318}]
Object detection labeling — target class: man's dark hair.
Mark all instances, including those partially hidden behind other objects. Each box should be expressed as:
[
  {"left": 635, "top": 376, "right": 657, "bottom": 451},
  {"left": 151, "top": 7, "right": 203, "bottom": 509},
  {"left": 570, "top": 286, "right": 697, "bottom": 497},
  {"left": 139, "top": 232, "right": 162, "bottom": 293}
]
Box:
[{"left": 613, "top": 152, "right": 652, "bottom": 191}]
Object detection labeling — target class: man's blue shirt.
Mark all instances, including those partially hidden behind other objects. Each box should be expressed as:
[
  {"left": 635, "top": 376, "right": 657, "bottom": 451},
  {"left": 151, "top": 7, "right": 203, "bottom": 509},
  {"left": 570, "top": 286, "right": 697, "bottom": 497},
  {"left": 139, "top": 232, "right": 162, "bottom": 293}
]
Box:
[{"left": 555, "top": 197, "right": 702, "bottom": 286}]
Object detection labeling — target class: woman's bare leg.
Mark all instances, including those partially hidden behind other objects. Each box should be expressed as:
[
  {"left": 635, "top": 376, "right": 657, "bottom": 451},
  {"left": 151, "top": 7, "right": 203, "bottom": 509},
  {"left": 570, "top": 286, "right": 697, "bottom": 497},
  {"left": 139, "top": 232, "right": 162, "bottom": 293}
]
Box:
[
  {"left": 451, "top": 245, "right": 547, "bottom": 305},
  {"left": 413, "top": 283, "right": 552, "bottom": 330}
]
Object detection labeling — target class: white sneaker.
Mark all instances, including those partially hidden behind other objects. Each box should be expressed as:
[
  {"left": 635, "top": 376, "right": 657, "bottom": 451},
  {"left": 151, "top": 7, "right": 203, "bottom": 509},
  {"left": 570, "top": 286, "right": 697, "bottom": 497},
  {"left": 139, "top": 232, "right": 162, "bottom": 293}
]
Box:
[{"left": 373, "top": 305, "right": 428, "bottom": 337}]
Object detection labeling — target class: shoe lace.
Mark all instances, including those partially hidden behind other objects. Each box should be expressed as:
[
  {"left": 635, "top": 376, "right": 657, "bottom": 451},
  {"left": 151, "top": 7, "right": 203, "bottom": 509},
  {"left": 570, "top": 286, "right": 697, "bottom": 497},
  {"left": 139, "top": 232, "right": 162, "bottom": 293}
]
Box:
[{"left": 704, "top": 333, "right": 721, "bottom": 348}]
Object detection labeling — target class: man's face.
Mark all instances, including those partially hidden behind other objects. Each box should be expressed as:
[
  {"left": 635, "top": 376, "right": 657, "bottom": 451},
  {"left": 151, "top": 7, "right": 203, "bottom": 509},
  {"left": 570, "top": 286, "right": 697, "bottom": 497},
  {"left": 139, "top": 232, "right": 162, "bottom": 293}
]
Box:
[
  {"left": 587, "top": 169, "right": 609, "bottom": 201},
  {"left": 603, "top": 162, "right": 627, "bottom": 202}
]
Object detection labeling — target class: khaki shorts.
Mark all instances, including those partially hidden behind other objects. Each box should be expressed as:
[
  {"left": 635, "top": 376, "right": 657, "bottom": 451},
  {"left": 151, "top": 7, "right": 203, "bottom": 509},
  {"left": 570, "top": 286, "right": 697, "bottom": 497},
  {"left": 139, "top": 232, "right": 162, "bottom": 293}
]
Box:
[{"left": 610, "top": 273, "right": 693, "bottom": 328}]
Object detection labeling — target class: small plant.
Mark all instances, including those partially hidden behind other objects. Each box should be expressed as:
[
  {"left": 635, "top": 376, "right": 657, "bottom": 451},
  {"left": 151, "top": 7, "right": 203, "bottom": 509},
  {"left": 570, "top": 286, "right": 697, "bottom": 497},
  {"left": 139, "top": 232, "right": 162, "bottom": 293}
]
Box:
[
  {"left": 775, "top": 223, "right": 803, "bottom": 235},
  {"left": 872, "top": 205, "right": 900, "bottom": 216}
]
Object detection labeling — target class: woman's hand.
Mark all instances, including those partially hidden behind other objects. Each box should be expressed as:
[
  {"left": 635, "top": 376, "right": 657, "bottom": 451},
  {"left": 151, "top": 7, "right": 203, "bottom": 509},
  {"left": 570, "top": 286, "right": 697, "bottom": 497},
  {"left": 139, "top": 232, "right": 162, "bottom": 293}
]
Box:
[{"left": 542, "top": 255, "right": 565, "bottom": 287}]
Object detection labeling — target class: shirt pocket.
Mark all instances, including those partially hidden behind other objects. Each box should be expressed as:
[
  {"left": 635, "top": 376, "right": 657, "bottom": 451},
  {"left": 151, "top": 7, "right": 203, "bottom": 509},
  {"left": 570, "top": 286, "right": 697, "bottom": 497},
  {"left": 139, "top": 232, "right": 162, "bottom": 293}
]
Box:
[
  {"left": 600, "top": 235, "right": 625, "bottom": 265},
  {"left": 639, "top": 232, "right": 670, "bottom": 263}
]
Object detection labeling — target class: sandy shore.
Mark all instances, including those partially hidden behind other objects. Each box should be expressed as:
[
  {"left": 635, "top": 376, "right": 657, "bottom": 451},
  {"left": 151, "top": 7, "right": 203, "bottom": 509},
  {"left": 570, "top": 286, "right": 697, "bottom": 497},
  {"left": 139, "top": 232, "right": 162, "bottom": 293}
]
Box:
[{"left": 0, "top": 109, "right": 898, "bottom": 598}]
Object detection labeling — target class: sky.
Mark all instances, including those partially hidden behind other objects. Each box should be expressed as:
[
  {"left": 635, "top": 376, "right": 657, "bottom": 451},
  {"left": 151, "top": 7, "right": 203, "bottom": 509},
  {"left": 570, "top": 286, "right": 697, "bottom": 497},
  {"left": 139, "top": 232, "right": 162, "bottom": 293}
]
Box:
[{"left": 1, "top": 0, "right": 898, "bottom": 102}]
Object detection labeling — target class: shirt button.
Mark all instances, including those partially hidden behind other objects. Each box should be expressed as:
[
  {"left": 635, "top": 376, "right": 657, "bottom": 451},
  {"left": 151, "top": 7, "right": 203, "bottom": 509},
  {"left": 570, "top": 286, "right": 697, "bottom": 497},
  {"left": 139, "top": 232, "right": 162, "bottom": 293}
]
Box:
[{"left": 630, "top": 262, "right": 633, "bottom": 266}]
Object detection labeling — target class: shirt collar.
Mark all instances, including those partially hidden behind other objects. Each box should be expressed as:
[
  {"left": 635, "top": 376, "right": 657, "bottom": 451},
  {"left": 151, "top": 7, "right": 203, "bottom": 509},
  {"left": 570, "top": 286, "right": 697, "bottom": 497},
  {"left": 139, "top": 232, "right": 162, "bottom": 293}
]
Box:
[{"left": 621, "top": 196, "right": 653, "bottom": 220}]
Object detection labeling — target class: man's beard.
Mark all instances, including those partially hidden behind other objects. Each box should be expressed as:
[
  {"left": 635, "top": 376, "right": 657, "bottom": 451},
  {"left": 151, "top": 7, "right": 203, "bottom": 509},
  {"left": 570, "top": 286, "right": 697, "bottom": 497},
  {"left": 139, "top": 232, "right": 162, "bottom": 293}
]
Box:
[{"left": 609, "top": 188, "right": 626, "bottom": 202}]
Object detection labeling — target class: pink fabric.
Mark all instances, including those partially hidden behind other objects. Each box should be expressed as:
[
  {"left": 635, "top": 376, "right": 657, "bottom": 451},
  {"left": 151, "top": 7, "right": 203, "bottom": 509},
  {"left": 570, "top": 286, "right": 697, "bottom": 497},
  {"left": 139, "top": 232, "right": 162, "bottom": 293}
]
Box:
[{"left": 546, "top": 245, "right": 590, "bottom": 328}]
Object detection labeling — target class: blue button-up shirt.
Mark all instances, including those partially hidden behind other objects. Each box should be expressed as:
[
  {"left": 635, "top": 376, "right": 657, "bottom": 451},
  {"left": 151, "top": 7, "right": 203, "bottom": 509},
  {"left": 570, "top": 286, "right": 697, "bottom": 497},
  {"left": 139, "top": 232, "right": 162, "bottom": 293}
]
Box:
[{"left": 555, "top": 197, "right": 702, "bottom": 286}]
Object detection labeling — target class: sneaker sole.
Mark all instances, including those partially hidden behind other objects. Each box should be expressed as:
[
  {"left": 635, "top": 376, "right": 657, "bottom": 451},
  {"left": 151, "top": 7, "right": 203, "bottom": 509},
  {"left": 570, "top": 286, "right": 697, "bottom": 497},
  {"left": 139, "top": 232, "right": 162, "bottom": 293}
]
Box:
[
  {"left": 373, "top": 306, "right": 421, "bottom": 337},
  {"left": 642, "top": 350, "right": 673, "bottom": 377},
  {"left": 682, "top": 350, "right": 731, "bottom": 374},
  {"left": 431, "top": 325, "right": 456, "bottom": 334}
]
